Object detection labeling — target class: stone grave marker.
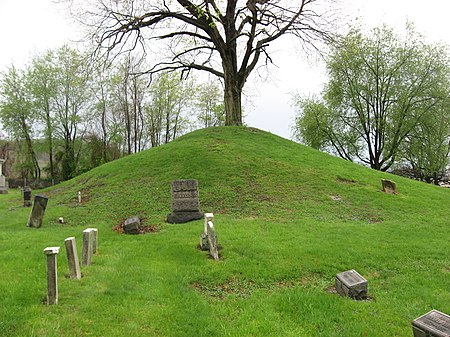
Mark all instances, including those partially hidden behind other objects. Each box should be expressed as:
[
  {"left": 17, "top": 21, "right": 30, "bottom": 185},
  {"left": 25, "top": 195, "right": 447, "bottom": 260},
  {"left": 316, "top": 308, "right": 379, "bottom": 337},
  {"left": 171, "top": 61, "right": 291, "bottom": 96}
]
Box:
[
  {"left": 0, "top": 158, "right": 8, "bottom": 194},
  {"left": 27, "top": 195, "right": 49, "bottom": 228},
  {"left": 200, "top": 213, "right": 214, "bottom": 250},
  {"left": 23, "top": 186, "right": 32, "bottom": 207},
  {"left": 85, "top": 228, "right": 98, "bottom": 254},
  {"left": 81, "top": 228, "right": 95, "bottom": 265},
  {"left": 124, "top": 217, "right": 141, "bottom": 234},
  {"left": 64, "top": 237, "right": 81, "bottom": 280},
  {"left": 412, "top": 310, "right": 450, "bottom": 337},
  {"left": 335, "top": 269, "right": 368, "bottom": 299},
  {"left": 43, "top": 246, "right": 60, "bottom": 305},
  {"left": 206, "top": 221, "right": 219, "bottom": 260},
  {"left": 167, "top": 179, "right": 203, "bottom": 223},
  {"left": 381, "top": 179, "right": 397, "bottom": 194}
]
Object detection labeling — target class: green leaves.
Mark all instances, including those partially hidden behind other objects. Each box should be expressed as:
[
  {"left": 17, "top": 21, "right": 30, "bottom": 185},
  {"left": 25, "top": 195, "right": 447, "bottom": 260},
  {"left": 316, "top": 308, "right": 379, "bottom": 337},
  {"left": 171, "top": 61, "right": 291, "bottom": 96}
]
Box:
[{"left": 294, "top": 24, "right": 450, "bottom": 179}]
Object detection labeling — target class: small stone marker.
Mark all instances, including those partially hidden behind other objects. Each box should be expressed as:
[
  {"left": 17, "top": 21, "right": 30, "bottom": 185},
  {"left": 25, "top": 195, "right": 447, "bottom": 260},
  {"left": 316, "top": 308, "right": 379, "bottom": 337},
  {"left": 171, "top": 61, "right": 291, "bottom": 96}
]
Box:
[
  {"left": 167, "top": 179, "right": 204, "bottom": 223},
  {"left": 124, "top": 217, "right": 141, "bottom": 234},
  {"left": 23, "top": 186, "right": 32, "bottom": 207},
  {"left": 0, "top": 158, "right": 8, "bottom": 194},
  {"left": 381, "top": 179, "right": 397, "bottom": 194},
  {"left": 85, "top": 228, "right": 98, "bottom": 254},
  {"left": 206, "top": 221, "right": 219, "bottom": 260},
  {"left": 27, "top": 195, "right": 49, "bottom": 228},
  {"left": 81, "top": 228, "right": 95, "bottom": 265},
  {"left": 78, "top": 191, "right": 82, "bottom": 204},
  {"left": 335, "top": 269, "right": 368, "bottom": 299},
  {"left": 412, "top": 310, "right": 450, "bottom": 337},
  {"left": 43, "top": 246, "right": 60, "bottom": 305},
  {"left": 200, "top": 213, "right": 214, "bottom": 250},
  {"left": 64, "top": 237, "right": 81, "bottom": 280}
]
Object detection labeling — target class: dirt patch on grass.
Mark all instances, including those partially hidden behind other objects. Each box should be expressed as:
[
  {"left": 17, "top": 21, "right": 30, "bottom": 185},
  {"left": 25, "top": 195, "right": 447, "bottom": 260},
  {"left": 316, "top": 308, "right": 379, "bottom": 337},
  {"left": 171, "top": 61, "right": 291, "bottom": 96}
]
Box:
[
  {"left": 192, "top": 273, "right": 329, "bottom": 300},
  {"left": 112, "top": 219, "right": 159, "bottom": 234},
  {"left": 336, "top": 176, "right": 357, "bottom": 184}
]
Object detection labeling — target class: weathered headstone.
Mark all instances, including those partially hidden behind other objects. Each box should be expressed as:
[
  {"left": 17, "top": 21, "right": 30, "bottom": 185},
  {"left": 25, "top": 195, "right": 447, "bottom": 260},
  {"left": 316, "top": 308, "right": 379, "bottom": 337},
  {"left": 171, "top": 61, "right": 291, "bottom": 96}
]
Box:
[
  {"left": 167, "top": 179, "right": 203, "bottom": 223},
  {"left": 64, "top": 237, "right": 81, "bottom": 280},
  {"left": 23, "top": 186, "right": 32, "bottom": 207},
  {"left": 381, "top": 179, "right": 397, "bottom": 194},
  {"left": 412, "top": 310, "right": 450, "bottom": 337},
  {"left": 27, "top": 195, "right": 49, "bottom": 228},
  {"left": 206, "top": 221, "right": 219, "bottom": 260},
  {"left": 335, "top": 269, "right": 368, "bottom": 299},
  {"left": 200, "top": 213, "right": 214, "bottom": 250},
  {"left": 81, "top": 228, "right": 94, "bottom": 266},
  {"left": 124, "top": 217, "right": 141, "bottom": 234},
  {"left": 43, "top": 246, "right": 60, "bottom": 305},
  {"left": 0, "top": 158, "right": 8, "bottom": 194},
  {"left": 85, "top": 227, "right": 98, "bottom": 253}
]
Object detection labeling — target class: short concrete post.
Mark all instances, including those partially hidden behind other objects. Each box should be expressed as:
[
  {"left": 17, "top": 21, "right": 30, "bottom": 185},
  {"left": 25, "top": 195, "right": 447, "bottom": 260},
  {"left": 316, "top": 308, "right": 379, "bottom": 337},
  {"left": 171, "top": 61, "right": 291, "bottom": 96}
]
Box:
[
  {"left": 206, "top": 221, "right": 219, "bottom": 261},
  {"left": 43, "top": 247, "right": 60, "bottom": 305},
  {"left": 81, "top": 229, "right": 94, "bottom": 265},
  {"left": 27, "top": 195, "right": 49, "bottom": 228},
  {"left": 78, "top": 191, "right": 82, "bottom": 204},
  {"left": 86, "top": 228, "right": 98, "bottom": 254},
  {"left": 64, "top": 237, "right": 81, "bottom": 279},
  {"left": 200, "top": 213, "right": 214, "bottom": 250}
]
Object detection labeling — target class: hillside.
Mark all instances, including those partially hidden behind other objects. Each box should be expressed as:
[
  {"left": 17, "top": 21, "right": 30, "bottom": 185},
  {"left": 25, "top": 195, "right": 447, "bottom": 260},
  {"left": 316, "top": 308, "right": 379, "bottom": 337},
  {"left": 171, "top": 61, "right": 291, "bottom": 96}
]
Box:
[
  {"left": 45, "top": 126, "right": 449, "bottom": 226},
  {"left": 1, "top": 126, "right": 448, "bottom": 337}
]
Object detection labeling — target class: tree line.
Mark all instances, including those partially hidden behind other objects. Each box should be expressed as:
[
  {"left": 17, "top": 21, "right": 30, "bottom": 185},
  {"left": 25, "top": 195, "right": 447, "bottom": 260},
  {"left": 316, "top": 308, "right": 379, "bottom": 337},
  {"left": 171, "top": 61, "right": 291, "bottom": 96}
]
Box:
[
  {"left": 0, "top": 46, "right": 225, "bottom": 182},
  {"left": 293, "top": 25, "right": 450, "bottom": 184}
]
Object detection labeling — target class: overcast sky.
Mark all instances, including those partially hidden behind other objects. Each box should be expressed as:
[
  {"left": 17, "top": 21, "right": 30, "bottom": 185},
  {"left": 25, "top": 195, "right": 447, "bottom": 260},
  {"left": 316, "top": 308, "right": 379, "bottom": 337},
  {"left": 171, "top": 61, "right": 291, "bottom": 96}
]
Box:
[{"left": 0, "top": 0, "right": 449, "bottom": 139}]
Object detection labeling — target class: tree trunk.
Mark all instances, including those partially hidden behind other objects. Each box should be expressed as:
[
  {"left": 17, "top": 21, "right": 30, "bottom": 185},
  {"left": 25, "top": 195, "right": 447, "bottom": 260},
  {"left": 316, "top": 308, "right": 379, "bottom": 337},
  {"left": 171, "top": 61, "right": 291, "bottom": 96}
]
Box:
[{"left": 223, "top": 71, "right": 243, "bottom": 126}]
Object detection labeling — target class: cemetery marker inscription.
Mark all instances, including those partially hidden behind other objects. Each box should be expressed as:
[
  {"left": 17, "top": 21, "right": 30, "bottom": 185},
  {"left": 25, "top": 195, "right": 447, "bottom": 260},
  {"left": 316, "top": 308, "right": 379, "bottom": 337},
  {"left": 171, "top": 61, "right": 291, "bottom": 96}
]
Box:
[
  {"left": 167, "top": 179, "right": 203, "bottom": 223},
  {"left": 412, "top": 310, "right": 450, "bottom": 337},
  {"left": 335, "top": 269, "right": 368, "bottom": 299}
]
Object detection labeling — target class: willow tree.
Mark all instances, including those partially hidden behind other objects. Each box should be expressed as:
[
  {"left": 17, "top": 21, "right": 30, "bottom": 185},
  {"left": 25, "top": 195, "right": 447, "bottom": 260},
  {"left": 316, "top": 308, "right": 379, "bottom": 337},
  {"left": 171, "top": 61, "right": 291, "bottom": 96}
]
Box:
[{"left": 73, "top": 0, "right": 334, "bottom": 126}]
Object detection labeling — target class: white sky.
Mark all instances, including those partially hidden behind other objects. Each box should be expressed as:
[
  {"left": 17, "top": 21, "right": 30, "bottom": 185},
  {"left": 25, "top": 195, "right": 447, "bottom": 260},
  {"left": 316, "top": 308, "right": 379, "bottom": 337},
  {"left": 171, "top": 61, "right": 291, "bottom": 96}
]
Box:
[{"left": 0, "top": 0, "right": 449, "bottom": 139}]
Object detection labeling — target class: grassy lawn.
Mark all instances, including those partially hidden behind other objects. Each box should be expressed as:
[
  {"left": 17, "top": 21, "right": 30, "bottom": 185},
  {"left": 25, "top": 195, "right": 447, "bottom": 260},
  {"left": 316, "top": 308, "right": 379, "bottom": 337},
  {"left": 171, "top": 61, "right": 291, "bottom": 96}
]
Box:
[{"left": 0, "top": 127, "right": 449, "bottom": 336}]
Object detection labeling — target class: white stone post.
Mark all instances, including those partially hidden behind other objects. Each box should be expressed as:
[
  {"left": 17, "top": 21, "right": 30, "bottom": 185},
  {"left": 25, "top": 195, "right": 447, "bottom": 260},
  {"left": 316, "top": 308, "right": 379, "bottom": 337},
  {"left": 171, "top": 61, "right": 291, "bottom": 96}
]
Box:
[
  {"left": 86, "top": 228, "right": 98, "bottom": 254},
  {"left": 64, "top": 237, "right": 81, "bottom": 279},
  {"left": 78, "top": 191, "right": 82, "bottom": 204},
  {"left": 44, "top": 246, "right": 60, "bottom": 305},
  {"left": 81, "top": 229, "right": 94, "bottom": 265},
  {"left": 207, "top": 221, "right": 219, "bottom": 261},
  {"left": 200, "top": 213, "right": 214, "bottom": 250}
]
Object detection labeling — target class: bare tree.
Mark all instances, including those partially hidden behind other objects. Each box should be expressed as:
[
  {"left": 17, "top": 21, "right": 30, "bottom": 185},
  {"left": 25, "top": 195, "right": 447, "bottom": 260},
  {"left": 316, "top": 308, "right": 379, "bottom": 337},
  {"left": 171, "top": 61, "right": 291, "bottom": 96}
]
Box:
[{"left": 73, "top": 0, "right": 335, "bottom": 126}]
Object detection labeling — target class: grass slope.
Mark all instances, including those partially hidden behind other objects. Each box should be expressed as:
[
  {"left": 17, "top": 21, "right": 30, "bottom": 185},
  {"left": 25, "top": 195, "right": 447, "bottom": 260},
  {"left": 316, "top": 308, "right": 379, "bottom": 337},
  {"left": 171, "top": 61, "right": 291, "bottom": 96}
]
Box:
[{"left": 0, "top": 126, "right": 449, "bottom": 337}]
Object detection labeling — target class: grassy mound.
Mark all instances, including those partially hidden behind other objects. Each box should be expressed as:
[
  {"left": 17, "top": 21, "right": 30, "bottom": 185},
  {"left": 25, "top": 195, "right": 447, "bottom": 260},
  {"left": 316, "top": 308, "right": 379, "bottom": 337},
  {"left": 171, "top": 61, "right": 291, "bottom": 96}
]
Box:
[
  {"left": 45, "top": 126, "right": 449, "bottom": 225},
  {"left": 0, "top": 126, "right": 448, "bottom": 337}
]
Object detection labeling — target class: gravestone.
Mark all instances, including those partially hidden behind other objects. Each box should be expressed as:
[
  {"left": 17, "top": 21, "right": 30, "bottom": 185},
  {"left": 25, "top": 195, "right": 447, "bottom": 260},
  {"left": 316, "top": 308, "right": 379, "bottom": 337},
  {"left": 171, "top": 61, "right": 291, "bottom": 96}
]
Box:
[
  {"left": 167, "top": 179, "right": 203, "bottom": 223},
  {"left": 200, "top": 213, "right": 214, "bottom": 250},
  {"left": 43, "top": 246, "right": 60, "bottom": 305},
  {"left": 0, "top": 158, "right": 8, "bottom": 194},
  {"left": 23, "top": 186, "right": 32, "bottom": 207},
  {"left": 64, "top": 237, "right": 81, "bottom": 280},
  {"left": 206, "top": 221, "right": 219, "bottom": 260},
  {"left": 412, "top": 310, "right": 450, "bottom": 337},
  {"left": 124, "top": 217, "right": 141, "bottom": 234},
  {"left": 381, "top": 179, "right": 397, "bottom": 194},
  {"left": 335, "top": 269, "right": 368, "bottom": 299},
  {"left": 27, "top": 195, "right": 49, "bottom": 228},
  {"left": 81, "top": 228, "right": 94, "bottom": 265}
]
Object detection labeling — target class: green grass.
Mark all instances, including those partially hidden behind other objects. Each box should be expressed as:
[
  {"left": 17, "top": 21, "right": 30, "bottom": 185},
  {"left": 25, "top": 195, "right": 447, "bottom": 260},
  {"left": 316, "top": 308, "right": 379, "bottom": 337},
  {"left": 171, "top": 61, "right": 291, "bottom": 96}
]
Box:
[{"left": 0, "top": 126, "right": 449, "bottom": 336}]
